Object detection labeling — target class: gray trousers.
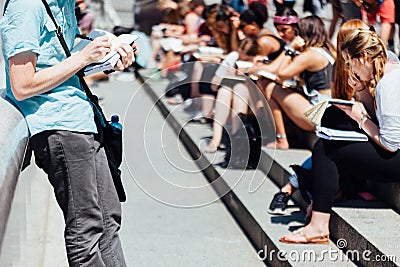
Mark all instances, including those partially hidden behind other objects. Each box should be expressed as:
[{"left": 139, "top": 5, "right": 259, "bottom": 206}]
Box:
[{"left": 30, "top": 130, "right": 126, "bottom": 267}]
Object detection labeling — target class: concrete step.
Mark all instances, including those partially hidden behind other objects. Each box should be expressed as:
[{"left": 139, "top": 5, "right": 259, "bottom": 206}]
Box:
[
  {"left": 367, "top": 182, "right": 400, "bottom": 214},
  {"left": 138, "top": 70, "right": 400, "bottom": 266},
  {"left": 261, "top": 148, "right": 400, "bottom": 267}
]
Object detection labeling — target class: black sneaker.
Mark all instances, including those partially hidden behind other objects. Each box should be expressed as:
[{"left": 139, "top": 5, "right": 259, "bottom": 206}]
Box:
[{"left": 268, "top": 191, "right": 290, "bottom": 215}]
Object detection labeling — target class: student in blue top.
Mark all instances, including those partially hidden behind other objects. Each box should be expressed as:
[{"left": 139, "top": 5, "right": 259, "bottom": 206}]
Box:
[{"left": 1, "top": 0, "right": 134, "bottom": 266}]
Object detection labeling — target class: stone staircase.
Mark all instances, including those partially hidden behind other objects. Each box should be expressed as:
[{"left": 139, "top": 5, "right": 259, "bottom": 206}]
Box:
[{"left": 137, "top": 69, "right": 400, "bottom": 267}]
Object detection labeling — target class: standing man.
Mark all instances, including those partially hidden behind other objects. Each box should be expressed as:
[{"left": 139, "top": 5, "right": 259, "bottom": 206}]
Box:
[
  {"left": 1, "top": 0, "right": 134, "bottom": 266},
  {"left": 0, "top": 0, "right": 5, "bottom": 89}
]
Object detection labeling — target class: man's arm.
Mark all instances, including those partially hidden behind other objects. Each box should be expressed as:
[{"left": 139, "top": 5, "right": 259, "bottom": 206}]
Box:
[{"left": 9, "top": 36, "right": 113, "bottom": 101}]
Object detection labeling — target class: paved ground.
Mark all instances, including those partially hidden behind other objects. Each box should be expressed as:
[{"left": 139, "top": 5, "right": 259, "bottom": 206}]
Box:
[
  {"left": 0, "top": 74, "right": 265, "bottom": 267},
  {"left": 97, "top": 74, "right": 265, "bottom": 266}
]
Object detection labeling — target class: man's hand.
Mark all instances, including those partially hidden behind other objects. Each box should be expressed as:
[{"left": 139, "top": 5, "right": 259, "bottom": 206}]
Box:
[
  {"left": 114, "top": 43, "right": 136, "bottom": 71},
  {"left": 79, "top": 36, "right": 111, "bottom": 65}
]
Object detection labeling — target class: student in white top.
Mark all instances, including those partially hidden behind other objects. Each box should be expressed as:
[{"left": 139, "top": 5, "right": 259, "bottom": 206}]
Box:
[{"left": 280, "top": 29, "right": 400, "bottom": 244}]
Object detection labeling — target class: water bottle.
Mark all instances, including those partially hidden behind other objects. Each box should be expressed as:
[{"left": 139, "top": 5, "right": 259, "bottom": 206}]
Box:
[{"left": 110, "top": 115, "right": 123, "bottom": 131}]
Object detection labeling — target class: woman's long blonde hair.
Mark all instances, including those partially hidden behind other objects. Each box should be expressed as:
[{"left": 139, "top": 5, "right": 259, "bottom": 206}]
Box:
[
  {"left": 341, "top": 29, "right": 388, "bottom": 97},
  {"left": 332, "top": 19, "right": 368, "bottom": 100}
]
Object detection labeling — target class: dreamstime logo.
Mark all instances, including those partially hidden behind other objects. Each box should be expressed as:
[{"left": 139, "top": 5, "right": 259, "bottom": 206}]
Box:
[
  {"left": 336, "top": 238, "right": 347, "bottom": 249},
  {"left": 257, "top": 238, "right": 397, "bottom": 263},
  {"left": 123, "top": 63, "right": 276, "bottom": 208}
]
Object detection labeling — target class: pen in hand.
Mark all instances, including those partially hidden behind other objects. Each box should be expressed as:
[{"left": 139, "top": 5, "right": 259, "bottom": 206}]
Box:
[{"left": 76, "top": 34, "right": 94, "bottom": 41}]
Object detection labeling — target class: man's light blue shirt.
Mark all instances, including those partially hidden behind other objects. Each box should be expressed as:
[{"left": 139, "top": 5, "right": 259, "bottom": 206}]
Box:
[{"left": 1, "top": 0, "right": 97, "bottom": 136}]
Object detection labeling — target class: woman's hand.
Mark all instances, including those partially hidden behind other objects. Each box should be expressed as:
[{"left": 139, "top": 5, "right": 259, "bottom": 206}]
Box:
[
  {"left": 290, "top": 36, "right": 305, "bottom": 51},
  {"left": 335, "top": 99, "right": 392, "bottom": 151},
  {"left": 246, "top": 65, "right": 263, "bottom": 75},
  {"left": 333, "top": 102, "right": 367, "bottom": 123},
  {"left": 230, "top": 14, "right": 240, "bottom": 29},
  {"left": 79, "top": 36, "right": 112, "bottom": 65},
  {"left": 253, "top": 55, "right": 271, "bottom": 65},
  {"left": 114, "top": 43, "right": 136, "bottom": 71},
  {"left": 347, "top": 72, "right": 366, "bottom": 92}
]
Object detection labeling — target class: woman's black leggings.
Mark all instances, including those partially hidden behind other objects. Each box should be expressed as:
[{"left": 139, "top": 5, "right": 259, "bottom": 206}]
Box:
[{"left": 311, "top": 107, "right": 400, "bottom": 213}]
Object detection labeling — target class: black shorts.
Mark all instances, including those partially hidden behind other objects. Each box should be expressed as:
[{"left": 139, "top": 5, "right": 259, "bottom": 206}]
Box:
[{"left": 198, "top": 63, "right": 219, "bottom": 96}]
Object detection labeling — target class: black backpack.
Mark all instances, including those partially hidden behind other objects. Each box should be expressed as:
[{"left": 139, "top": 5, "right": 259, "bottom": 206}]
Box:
[{"left": 219, "top": 113, "right": 262, "bottom": 169}]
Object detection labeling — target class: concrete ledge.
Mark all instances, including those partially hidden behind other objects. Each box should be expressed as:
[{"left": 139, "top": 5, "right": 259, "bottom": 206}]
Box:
[{"left": 0, "top": 96, "right": 29, "bottom": 251}]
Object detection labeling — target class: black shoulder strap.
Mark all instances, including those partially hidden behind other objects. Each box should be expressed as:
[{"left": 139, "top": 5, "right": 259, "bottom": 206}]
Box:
[
  {"left": 40, "top": 0, "right": 95, "bottom": 99},
  {"left": 41, "top": 0, "right": 71, "bottom": 57},
  {"left": 3, "top": 0, "right": 10, "bottom": 15}
]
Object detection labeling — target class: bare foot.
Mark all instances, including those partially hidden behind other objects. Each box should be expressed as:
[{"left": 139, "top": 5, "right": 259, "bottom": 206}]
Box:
[
  {"left": 204, "top": 141, "right": 218, "bottom": 153},
  {"left": 265, "top": 139, "right": 289, "bottom": 150}
]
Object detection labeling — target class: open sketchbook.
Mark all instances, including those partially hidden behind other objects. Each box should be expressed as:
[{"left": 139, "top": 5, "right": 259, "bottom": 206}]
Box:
[
  {"left": 304, "top": 98, "right": 355, "bottom": 126},
  {"left": 234, "top": 62, "right": 298, "bottom": 86},
  {"left": 192, "top": 46, "right": 225, "bottom": 59},
  {"left": 256, "top": 70, "right": 297, "bottom": 88},
  {"left": 72, "top": 29, "right": 138, "bottom": 76},
  {"left": 316, "top": 126, "right": 368, "bottom": 141}
]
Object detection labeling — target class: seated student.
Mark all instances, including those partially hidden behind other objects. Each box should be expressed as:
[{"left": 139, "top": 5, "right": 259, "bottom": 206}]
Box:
[
  {"left": 179, "top": 0, "right": 208, "bottom": 44},
  {"left": 215, "top": 3, "right": 288, "bottom": 140},
  {"left": 186, "top": 4, "right": 240, "bottom": 117},
  {"left": 246, "top": 7, "right": 300, "bottom": 98},
  {"left": 273, "top": 7, "right": 300, "bottom": 47},
  {"left": 153, "top": 0, "right": 210, "bottom": 72},
  {"left": 268, "top": 19, "right": 369, "bottom": 215},
  {"left": 205, "top": 4, "right": 240, "bottom": 53},
  {"left": 214, "top": 7, "right": 299, "bottom": 138},
  {"left": 248, "top": 6, "right": 300, "bottom": 70},
  {"left": 160, "top": 1, "right": 220, "bottom": 105},
  {"left": 203, "top": 38, "right": 262, "bottom": 152},
  {"left": 262, "top": 15, "right": 336, "bottom": 149},
  {"left": 149, "top": 4, "right": 184, "bottom": 69},
  {"left": 239, "top": 2, "right": 285, "bottom": 61},
  {"left": 280, "top": 29, "right": 400, "bottom": 244}
]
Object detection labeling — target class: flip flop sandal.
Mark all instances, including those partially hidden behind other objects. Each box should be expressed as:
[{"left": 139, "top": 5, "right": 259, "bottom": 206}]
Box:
[{"left": 279, "top": 228, "right": 329, "bottom": 244}]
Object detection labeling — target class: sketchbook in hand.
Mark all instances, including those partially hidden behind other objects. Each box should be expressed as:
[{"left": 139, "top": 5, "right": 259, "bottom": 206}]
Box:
[
  {"left": 72, "top": 29, "right": 138, "bottom": 76},
  {"left": 316, "top": 126, "right": 368, "bottom": 141},
  {"left": 304, "top": 98, "right": 355, "bottom": 126}
]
